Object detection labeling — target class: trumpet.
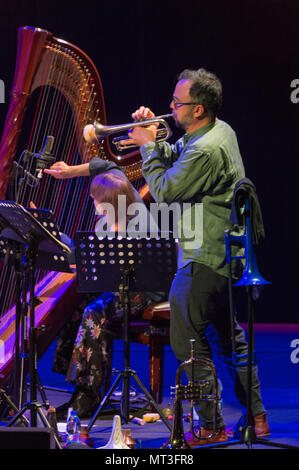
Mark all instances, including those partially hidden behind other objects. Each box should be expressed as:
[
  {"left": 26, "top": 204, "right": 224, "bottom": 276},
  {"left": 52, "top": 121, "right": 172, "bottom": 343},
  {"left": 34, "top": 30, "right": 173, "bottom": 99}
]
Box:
[
  {"left": 165, "top": 339, "right": 219, "bottom": 449},
  {"left": 83, "top": 114, "right": 173, "bottom": 150}
]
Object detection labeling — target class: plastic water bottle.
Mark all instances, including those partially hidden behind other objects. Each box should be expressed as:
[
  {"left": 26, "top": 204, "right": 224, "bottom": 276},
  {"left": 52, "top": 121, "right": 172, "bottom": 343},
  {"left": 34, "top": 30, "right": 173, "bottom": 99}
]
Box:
[{"left": 66, "top": 410, "right": 81, "bottom": 445}]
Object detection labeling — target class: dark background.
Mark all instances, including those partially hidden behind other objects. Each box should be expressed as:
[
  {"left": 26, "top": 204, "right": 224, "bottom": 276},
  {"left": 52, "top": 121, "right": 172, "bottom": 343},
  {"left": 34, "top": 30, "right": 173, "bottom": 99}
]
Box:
[{"left": 0, "top": 0, "right": 298, "bottom": 322}]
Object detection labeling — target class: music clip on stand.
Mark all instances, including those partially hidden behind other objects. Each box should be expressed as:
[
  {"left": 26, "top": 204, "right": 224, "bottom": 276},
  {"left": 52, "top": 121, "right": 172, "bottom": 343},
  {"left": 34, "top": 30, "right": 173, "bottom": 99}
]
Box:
[
  {"left": 74, "top": 231, "right": 177, "bottom": 432},
  {"left": 0, "top": 201, "right": 72, "bottom": 449}
]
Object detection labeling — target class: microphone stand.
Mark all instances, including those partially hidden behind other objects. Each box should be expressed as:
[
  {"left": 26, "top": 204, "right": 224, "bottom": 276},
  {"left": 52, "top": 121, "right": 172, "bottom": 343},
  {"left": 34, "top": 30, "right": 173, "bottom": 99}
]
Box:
[
  {"left": 0, "top": 240, "right": 29, "bottom": 425},
  {"left": 5, "top": 237, "right": 61, "bottom": 448},
  {"left": 11, "top": 135, "right": 55, "bottom": 203}
]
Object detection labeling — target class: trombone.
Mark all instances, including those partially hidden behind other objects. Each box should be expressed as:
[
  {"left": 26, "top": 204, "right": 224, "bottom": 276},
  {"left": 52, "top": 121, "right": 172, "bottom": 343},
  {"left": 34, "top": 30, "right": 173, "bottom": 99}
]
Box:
[{"left": 83, "top": 114, "right": 173, "bottom": 150}]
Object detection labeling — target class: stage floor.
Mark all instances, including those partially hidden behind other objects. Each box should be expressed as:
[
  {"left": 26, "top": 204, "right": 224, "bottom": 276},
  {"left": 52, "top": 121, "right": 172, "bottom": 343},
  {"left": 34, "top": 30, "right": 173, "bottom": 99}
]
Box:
[
  {"left": 1, "top": 386, "right": 298, "bottom": 451},
  {"left": 41, "top": 386, "right": 299, "bottom": 450},
  {"left": 37, "top": 389, "right": 299, "bottom": 449},
  {"left": 1, "top": 323, "right": 299, "bottom": 450}
]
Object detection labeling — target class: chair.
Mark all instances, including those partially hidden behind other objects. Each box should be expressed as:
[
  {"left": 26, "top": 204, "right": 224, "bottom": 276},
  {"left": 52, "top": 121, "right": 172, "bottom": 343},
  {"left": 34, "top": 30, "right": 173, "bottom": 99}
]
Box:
[{"left": 130, "top": 301, "right": 170, "bottom": 403}]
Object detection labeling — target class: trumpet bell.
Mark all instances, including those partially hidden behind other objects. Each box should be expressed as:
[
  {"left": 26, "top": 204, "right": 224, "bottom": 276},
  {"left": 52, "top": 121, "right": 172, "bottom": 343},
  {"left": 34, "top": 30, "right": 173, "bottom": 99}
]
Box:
[{"left": 83, "top": 124, "right": 97, "bottom": 143}]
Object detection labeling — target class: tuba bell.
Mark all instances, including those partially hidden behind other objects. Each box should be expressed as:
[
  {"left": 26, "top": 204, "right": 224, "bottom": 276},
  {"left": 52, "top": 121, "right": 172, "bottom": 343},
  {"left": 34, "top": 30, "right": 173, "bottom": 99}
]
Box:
[{"left": 165, "top": 339, "right": 219, "bottom": 449}]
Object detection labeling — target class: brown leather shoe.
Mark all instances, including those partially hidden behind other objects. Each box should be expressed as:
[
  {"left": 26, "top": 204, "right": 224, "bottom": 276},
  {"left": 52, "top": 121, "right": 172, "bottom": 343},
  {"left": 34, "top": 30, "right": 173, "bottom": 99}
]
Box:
[
  {"left": 226, "top": 412, "right": 270, "bottom": 438},
  {"left": 184, "top": 427, "right": 228, "bottom": 447},
  {"left": 254, "top": 412, "right": 270, "bottom": 437}
]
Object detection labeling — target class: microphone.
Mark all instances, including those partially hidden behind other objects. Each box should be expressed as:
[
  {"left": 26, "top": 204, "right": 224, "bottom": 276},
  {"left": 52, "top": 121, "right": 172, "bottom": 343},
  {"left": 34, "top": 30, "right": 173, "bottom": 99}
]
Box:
[{"left": 35, "top": 136, "right": 55, "bottom": 179}]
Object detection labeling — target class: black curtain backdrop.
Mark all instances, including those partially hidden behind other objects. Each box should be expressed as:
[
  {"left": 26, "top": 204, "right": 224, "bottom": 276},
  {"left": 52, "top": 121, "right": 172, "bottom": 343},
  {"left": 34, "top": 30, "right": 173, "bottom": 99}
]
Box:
[{"left": 0, "top": 0, "right": 298, "bottom": 322}]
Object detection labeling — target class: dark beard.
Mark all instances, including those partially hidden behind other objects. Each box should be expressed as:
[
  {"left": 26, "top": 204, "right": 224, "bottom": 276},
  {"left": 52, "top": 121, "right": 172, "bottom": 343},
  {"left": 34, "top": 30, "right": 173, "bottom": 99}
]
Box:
[
  {"left": 173, "top": 113, "right": 193, "bottom": 132},
  {"left": 173, "top": 115, "right": 185, "bottom": 130}
]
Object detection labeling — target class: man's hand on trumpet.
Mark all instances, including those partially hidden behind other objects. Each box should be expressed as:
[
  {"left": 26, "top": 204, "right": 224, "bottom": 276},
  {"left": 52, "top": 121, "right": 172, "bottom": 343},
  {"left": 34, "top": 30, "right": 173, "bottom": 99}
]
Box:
[
  {"left": 120, "top": 106, "right": 159, "bottom": 148},
  {"left": 127, "top": 124, "right": 157, "bottom": 148},
  {"left": 131, "top": 106, "right": 156, "bottom": 122}
]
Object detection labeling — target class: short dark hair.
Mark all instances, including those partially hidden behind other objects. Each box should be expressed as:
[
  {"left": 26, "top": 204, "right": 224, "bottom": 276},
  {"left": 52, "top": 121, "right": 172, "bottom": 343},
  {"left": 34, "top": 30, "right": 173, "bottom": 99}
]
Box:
[{"left": 177, "top": 68, "right": 222, "bottom": 119}]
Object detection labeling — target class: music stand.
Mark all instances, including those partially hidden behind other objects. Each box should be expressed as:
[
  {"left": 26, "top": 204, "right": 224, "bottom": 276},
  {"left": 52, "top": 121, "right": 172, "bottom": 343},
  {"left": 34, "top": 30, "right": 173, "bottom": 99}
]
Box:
[
  {"left": 74, "top": 231, "right": 177, "bottom": 432},
  {"left": 0, "top": 201, "right": 71, "bottom": 449},
  {"left": 0, "top": 208, "right": 73, "bottom": 418},
  {"left": 0, "top": 237, "right": 28, "bottom": 421}
]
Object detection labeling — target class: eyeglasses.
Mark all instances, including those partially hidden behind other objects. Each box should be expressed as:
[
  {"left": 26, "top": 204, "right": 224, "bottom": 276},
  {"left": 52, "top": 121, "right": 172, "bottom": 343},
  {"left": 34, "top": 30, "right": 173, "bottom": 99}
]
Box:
[{"left": 172, "top": 98, "right": 200, "bottom": 109}]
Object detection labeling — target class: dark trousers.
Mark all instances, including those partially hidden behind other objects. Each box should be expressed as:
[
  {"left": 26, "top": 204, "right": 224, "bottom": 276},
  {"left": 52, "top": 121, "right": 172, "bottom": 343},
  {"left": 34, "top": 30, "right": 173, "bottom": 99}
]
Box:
[{"left": 169, "top": 262, "right": 265, "bottom": 429}]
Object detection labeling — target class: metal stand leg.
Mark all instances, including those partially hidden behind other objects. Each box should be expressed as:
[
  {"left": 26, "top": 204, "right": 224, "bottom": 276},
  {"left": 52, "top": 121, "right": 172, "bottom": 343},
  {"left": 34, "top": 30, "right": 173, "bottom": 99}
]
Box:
[
  {"left": 5, "top": 250, "right": 61, "bottom": 448},
  {"left": 87, "top": 368, "right": 171, "bottom": 432},
  {"left": 210, "top": 284, "right": 299, "bottom": 450},
  {"left": 87, "top": 267, "right": 171, "bottom": 433}
]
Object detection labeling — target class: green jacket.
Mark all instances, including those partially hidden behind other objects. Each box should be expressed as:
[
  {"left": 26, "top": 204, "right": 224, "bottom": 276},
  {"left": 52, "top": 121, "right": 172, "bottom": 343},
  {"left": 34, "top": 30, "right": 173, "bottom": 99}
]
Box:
[{"left": 140, "top": 118, "right": 245, "bottom": 278}]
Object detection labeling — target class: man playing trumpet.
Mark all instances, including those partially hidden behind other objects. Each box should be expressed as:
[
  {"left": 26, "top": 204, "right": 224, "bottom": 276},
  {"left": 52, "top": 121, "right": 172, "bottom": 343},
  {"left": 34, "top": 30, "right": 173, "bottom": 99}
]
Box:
[{"left": 127, "top": 68, "right": 269, "bottom": 446}]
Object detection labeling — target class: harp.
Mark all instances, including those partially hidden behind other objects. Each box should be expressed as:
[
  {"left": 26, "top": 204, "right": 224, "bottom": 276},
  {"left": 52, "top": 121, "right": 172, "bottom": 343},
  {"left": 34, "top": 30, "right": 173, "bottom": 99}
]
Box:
[{"left": 0, "top": 26, "right": 145, "bottom": 385}]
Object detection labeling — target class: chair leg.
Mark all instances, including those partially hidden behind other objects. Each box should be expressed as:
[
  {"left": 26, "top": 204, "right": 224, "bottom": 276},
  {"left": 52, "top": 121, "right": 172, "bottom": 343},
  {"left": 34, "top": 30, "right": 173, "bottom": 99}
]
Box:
[{"left": 149, "top": 334, "right": 164, "bottom": 404}]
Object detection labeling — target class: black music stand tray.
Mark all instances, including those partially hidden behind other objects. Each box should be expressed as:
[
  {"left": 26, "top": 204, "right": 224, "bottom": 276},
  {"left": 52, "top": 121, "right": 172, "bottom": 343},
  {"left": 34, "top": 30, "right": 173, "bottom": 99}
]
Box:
[
  {"left": 0, "top": 201, "right": 72, "bottom": 449},
  {"left": 74, "top": 231, "right": 177, "bottom": 432}
]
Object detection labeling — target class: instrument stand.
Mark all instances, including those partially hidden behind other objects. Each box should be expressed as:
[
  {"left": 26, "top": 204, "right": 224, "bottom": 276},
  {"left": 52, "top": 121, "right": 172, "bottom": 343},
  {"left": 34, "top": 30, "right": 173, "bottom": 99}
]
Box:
[
  {"left": 5, "top": 239, "right": 61, "bottom": 448},
  {"left": 74, "top": 231, "right": 177, "bottom": 432},
  {"left": 0, "top": 243, "right": 28, "bottom": 422},
  {"left": 1, "top": 250, "right": 50, "bottom": 416},
  {"left": 165, "top": 339, "right": 220, "bottom": 449},
  {"left": 0, "top": 206, "right": 72, "bottom": 419},
  {"left": 0, "top": 201, "right": 71, "bottom": 449},
  {"left": 209, "top": 201, "right": 299, "bottom": 450},
  {"left": 211, "top": 283, "right": 299, "bottom": 450}
]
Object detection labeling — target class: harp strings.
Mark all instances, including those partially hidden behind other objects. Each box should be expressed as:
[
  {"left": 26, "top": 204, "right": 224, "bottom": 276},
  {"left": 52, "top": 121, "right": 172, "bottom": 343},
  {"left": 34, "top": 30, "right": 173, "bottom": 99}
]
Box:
[
  {"left": 17, "top": 43, "right": 96, "bottom": 237},
  {"left": 0, "top": 48, "right": 59, "bottom": 315},
  {"left": 0, "top": 34, "right": 110, "bottom": 323},
  {"left": 0, "top": 44, "right": 99, "bottom": 315},
  {"left": 0, "top": 35, "right": 143, "bottom": 317}
]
